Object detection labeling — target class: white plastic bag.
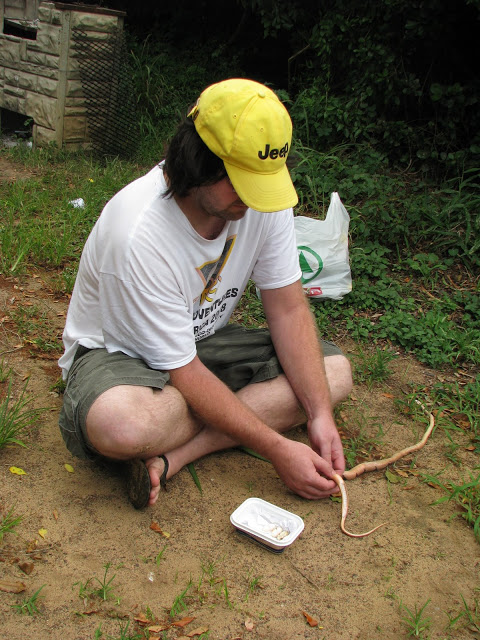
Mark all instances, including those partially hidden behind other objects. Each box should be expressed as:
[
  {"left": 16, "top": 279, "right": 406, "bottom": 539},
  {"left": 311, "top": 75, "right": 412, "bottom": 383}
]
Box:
[{"left": 294, "top": 192, "right": 352, "bottom": 300}]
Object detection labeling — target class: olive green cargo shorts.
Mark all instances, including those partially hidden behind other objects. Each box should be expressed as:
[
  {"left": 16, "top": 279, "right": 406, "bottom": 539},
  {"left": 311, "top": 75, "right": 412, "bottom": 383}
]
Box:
[{"left": 59, "top": 323, "right": 343, "bottom": 460}]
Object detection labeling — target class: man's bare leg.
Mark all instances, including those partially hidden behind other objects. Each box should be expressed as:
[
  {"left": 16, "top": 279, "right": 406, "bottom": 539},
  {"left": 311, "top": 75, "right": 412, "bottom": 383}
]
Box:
[
  {"left": 142, "top": 372, "right": 305, "bottom": 504},
  {"left": 86, "top": 354, "right": 352, "bottom": 505},
  {"left": 146, "top": 355, "right": 352, "bottom": 504}
]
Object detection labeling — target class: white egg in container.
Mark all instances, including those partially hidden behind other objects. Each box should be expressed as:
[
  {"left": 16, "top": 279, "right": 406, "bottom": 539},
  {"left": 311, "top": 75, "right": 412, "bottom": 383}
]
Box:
[{"left": 230, "top": 498, "right": 304, "bottom": 552}]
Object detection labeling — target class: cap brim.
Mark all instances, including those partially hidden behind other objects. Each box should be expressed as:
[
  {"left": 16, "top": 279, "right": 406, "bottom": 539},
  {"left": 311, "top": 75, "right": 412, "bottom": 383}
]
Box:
[{"left": 224, "top": 162, "right": 298, "bottom": 213}]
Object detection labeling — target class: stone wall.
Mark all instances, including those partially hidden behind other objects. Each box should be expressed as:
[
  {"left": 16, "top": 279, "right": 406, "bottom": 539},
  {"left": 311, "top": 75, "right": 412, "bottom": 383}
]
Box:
[{"left": 0, "top": 1, "right": 125, "bottom": 149}]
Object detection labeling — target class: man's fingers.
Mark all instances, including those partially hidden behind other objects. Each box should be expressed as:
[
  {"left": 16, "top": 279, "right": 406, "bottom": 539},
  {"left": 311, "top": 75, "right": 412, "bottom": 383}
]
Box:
[
  {"left": 297, "top": 477, "right": 338, "bottom": 499},
  {"left": 320, "top": 443, "right": 333, "bottom": 469},
  {"left": 272, "top": 440, "right": 340, "bottom": 499},
  {"left": 331, "top": 446, "right": 345, "bottom": 476},
  {"left": 312, "top": 452, "right": 335, "bottom": 480}
]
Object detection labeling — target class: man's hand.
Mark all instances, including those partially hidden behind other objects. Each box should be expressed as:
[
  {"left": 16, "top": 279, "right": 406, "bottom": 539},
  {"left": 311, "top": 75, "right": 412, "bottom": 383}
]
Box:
[
  {"left": 307, "top": 413, "right": 345, "bottom": 476},
  {"left": 269, "top": 438, "right": 339, "bottom": 499}
]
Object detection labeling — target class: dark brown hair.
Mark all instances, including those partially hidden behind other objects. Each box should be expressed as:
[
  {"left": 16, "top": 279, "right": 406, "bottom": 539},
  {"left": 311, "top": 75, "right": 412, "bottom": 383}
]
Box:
[{"left": 162, "top": 117, "right": 227, "bottom": 198}]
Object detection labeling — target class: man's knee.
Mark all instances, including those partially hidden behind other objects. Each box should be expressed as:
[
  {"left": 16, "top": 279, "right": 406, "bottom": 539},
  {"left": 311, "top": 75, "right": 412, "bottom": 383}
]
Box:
[
  {"left": 85, "top": 384, "right": 190, "bottom": 459},
  {"left": 85, "top": 412, "right": 146, "bottom": 459},
  {"left": 325, "top": 354, "right": 353, "bottom": 404}
]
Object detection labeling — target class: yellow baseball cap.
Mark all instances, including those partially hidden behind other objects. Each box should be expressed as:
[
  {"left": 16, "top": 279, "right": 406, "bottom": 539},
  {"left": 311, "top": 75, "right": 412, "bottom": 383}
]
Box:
[{"left": 189, "top": 78, "right": 298, "bottom": 213}]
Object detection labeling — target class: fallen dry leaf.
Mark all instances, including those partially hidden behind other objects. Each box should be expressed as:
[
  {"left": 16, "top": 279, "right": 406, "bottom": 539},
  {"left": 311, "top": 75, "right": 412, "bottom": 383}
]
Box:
[
  {"left": 0, "top": 579, "right": 26, "bottom": 593},
  {"left": 147, "top": 624, "right": 170, "bottom": 633},
  {"left": 385, "top": 469, "right": 401, "bottom": 483},
  {"left": 18, "top": 561, "right": 34, "bottom": 575},
  {"left": 64, "top": 463, "right": 74, "bottom": 473},
  {"left": 9, "top": 466, "right": 27, "bottom": 476},
  {"left": 38, "top": 528, "right": 47, "bottom": 539},
  {"left": 187, "top": 627, "right": 209, "bottom": 637},
  {"left": 302, "top": 610, "right": 319, "bottom": 627},
  {"left": 53, "top": 510, "right": 59, "bottom": 520},
  {"left": 133, "top": 613, "right": 150, "bottom": 624},
  {"left": 245, "top": 618, "right": 255, "bottom": 631},
  {"left": 451, "top": 413, "right": 471, "bottom": 430},
  {"left": 172, "top": 616, "right": 195, "bottom": 627},
  {"left": 149, "top": 522, "right": 171, "bottom": 538}
]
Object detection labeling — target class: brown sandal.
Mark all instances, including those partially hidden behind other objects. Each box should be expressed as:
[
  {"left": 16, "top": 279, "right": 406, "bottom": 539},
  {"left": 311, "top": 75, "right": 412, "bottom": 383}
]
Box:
[{"left": 126, "top": 455, "right": 169, "bottom": 509}]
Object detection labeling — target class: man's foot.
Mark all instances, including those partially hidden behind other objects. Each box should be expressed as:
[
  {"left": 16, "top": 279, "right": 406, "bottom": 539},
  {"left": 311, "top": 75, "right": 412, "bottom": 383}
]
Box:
[{"left": 144, "top": 454, "right": 169, "bottom": 506}]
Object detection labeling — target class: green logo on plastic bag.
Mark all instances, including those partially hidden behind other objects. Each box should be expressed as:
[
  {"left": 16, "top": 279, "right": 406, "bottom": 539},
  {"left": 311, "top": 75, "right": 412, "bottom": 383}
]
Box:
[{"left": 298, "top": 245, "right": 323, "bottom": 284}]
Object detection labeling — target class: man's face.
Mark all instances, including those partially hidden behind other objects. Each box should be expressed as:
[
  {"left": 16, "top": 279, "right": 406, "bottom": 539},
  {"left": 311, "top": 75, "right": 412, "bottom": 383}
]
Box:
[{"left": 192, "top": 178, "right": 249, "bottom": 221}]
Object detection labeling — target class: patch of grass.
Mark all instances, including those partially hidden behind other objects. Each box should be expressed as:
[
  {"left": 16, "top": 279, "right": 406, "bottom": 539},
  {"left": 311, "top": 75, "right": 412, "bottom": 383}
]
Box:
[
  {"left": 399, "top": 598, "right": 431, "bottom": 638},
  {"left": 74, "top": 562, "right": 119, "bottom": 603},
  {"left": 169, "top": 578, "right": 193, "bottom": 617},
  {"left": 92, "top": 621, "right": 144, "bottom": 640},
  {"left": 430, "top": 376, "right": 479, "bottom": 436},
  {"left": 0, "top": 359, "right": 13, "bottom": 383},
  {"left": 11, "top": 584, "right": 45, "bottom": 616},
  {"left": 44, "top": 266, "right": 78, "bottom": 296},
  {"left": 0, "top": 148, "right": 143, "bottom": 275},
  {"left": 196, "top": 560, "right": 236, "bottom": 611},
  {"left": 155, "top": 544, "right": 168, "bottom": 565},
  {"left": 218, "top": 578, "right": 233, "bottom": 609},
  {"left": 199, "top": 560, "right": 217, "bottom": 589},
  {"left": 430, "top": 472, "right": 480, "bottom": 542},
  {"left": 351, "top": 346, "right": 397, "bottom": 388},
  {"left": 244, "top": 571, "right": 263, "bottom": 602},
  {"left": 446, "top": 594, "right": 480, "bottom": 634},
  {"left": 0, "top": 378, "right": 45, "bottom": 450},
  {"left": 337, "top": 408, "right": 384, "bottom": 471},
  {"left": 8, "top": 304, "right": 61, "bottom": 354},
  {"left": 375, "top": 306, "right": 480, "bottom": 369},
  {"left": 310, "top": 232, "right": 479, "bottom": 369},
  {"left": 92, "top": 562, "right": 118, "bottom": 602},
  {"left": 0, "top": 505, "right": 22, "bottom": 543},
  {"left": 106, "top": 621, "right": 143, "bottom": 640}
]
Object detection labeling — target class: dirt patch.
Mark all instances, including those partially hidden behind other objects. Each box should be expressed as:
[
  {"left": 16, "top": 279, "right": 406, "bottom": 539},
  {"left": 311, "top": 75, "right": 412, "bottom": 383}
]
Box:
[
  {"left": 0, "top": 272, "right": 479, "bottom": 639},
  {"left": 0, "top": 155, "right": 40, "bottom": 183}
]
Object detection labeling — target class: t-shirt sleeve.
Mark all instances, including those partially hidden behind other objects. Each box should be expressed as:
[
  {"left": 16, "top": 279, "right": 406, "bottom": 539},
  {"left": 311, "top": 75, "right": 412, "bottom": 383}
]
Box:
[{"left": 250, "top": 208, "right": 301, "bottom": 290}]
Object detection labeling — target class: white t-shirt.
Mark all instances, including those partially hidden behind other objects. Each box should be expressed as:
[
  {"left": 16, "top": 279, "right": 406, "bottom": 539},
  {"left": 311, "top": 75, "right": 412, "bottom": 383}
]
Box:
[{"left": 59, "top": 165, "right": 301, "bottom": 378}]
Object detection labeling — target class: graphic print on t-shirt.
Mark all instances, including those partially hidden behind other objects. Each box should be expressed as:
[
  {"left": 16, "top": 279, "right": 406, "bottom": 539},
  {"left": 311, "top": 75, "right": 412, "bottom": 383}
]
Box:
[
  {"left": 192, "top": 235, "right": 239, "bottom": 342},
  {"left": 196, "top": 235, "right": 236, "bottom": 305}
]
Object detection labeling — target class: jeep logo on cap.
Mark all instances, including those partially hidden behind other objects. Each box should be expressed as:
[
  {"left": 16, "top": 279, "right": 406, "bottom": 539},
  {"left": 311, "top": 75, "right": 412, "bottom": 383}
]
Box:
[{"left": 258, "top": 142, "right": 289, "bottom": 160}]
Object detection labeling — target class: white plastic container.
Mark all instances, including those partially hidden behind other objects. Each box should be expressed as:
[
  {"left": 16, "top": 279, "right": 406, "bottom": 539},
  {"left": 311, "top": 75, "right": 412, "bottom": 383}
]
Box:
[{"left": 230, "top": 498, "right": 304, "bottom": 553}]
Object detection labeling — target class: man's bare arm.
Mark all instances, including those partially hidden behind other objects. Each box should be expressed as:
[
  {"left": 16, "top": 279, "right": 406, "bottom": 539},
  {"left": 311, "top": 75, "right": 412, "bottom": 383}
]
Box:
[{"left": 168, "top": 356, "right": 337, "bottom": 498}]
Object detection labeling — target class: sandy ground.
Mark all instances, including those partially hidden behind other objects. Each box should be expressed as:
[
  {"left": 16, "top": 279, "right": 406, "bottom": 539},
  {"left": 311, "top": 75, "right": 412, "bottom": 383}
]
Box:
[{"left": 0, "top": 157, "right": 479, "bottom": 640}]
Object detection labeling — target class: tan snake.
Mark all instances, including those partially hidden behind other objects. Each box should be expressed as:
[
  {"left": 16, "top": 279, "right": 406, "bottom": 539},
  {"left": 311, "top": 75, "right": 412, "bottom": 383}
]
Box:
[{"left": 332, "top": 404, "right": 435, "bottom": 538}]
